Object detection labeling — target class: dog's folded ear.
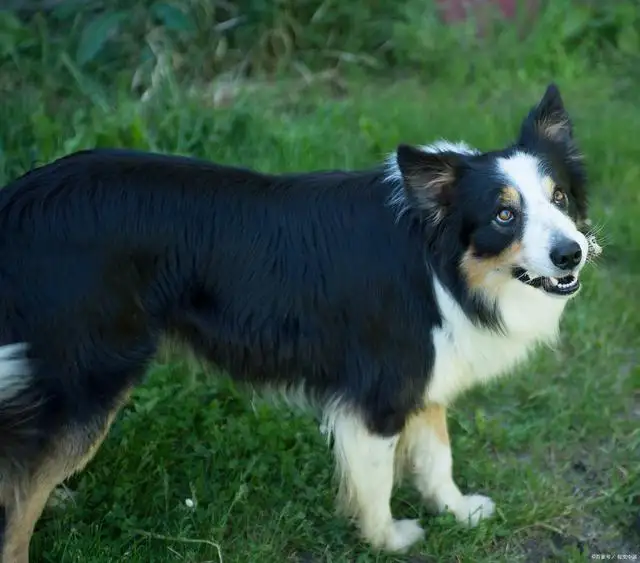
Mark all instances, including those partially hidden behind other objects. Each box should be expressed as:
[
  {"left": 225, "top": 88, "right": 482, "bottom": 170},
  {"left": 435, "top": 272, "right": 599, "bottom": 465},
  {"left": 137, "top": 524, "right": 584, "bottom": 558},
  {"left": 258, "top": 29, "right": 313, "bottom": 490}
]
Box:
[
  {"left": 395, "top": 144, "right": 463, "bottom": 222},
  {"left": 519, "top": 83, "right": 573, "bottom": 145}
]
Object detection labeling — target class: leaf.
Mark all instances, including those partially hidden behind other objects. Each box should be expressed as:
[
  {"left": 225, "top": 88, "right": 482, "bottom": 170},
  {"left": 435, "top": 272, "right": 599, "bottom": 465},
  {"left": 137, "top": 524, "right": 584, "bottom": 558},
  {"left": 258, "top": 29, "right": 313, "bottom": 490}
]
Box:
[
  {"left": 52, "top": 0, "right": 90, "bottom": 21},
  {"left": 560, "top": 7, "right": 591, "bottom": 42},
  {"left": 0, "top": 12, "right": 30, "bottom": 56},
  {"left": 76, "top": 11, "right": 127, "bottom": 66},
  {"left": 151, "top": 2, "right": 195, "bottom": 33}
]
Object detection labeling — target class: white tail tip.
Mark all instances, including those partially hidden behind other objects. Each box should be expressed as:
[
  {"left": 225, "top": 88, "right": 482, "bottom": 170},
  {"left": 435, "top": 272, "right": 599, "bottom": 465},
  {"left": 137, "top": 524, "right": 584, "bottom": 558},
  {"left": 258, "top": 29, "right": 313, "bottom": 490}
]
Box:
[{"left": 0, "top": 342, "right": 32, "bottom": 402}]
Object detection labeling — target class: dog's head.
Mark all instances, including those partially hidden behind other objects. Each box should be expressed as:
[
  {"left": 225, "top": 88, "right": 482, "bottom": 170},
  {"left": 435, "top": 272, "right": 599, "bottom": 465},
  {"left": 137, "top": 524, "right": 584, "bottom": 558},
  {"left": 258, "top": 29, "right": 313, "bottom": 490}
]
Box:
[{"left": 391, "top": 83, "right": 600, "bottom": 299}]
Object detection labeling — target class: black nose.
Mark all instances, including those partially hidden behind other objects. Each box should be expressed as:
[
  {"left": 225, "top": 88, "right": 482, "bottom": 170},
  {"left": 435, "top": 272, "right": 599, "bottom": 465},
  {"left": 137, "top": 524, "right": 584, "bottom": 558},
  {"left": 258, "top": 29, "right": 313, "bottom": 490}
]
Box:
[{"left": 550, "top": 238, "right": 582, "bottom": 270}]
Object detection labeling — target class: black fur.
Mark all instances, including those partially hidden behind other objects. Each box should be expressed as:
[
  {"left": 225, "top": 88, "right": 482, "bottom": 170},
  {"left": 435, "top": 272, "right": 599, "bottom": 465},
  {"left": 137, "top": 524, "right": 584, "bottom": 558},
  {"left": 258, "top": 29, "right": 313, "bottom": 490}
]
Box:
[
  {"left": 0, "top": 504, "right": 4, "bottom": 551},
  {"left": 0, "top": 148, "right": 444, "bottom": 467}
]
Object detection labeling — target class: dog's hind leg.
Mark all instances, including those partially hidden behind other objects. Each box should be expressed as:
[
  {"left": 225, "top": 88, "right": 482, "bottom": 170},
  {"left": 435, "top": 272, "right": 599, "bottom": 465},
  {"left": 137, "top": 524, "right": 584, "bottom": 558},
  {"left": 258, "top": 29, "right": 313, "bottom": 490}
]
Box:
[
  {"left": 329, "top": 406, "right": 424, "bottom": 553},
  {"left": 395, "top": 403, "right": 495, "bottom": 527},
  {"left": 1, "top": 399, "right": 127, "bottom": 563},
  {"left": 1, "top": 469, "right": 63, "bottom": 563}
]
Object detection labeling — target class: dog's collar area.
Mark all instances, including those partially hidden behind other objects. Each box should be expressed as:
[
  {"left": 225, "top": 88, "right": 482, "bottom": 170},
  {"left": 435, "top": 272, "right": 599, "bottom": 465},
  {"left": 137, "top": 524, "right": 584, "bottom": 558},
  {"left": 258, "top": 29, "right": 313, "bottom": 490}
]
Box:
[{"left": 511, "top": 267, "right": 580, "bottom": 296}]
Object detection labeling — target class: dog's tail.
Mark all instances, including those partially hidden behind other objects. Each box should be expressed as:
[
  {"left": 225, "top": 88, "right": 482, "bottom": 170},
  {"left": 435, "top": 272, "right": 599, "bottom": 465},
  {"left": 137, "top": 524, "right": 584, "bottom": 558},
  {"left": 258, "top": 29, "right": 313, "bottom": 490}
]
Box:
[
  {"left": 0, "top": 343, "right": 32, "bottom": 403},
  {"left": 0, "top": 343, "right": 39, "bottom": 469}
]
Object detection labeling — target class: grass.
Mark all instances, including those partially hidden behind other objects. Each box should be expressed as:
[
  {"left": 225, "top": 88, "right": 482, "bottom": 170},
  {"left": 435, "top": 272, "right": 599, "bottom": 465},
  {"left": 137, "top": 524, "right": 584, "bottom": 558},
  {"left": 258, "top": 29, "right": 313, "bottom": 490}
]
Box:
[{"left": 2, "top": 3, "right": 639, "bottom": 562}]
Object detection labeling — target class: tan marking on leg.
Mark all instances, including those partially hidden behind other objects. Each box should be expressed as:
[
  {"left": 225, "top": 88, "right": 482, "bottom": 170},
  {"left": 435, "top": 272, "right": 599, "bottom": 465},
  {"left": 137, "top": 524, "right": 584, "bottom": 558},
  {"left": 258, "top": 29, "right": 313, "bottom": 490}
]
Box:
[
  {"left": 1, "top": 387, "right": 132, "bottom": 562},
  {"left": 2, "top": 463, "right": 69, "bottom": 563},
  {"left": 419, "top": 403, "right": 448, "bottom": 444},
  {"left": 396, "top": 403, "right": 495, "bottom": 527},
  {"left": 395, "top": 403, "right": 449, "bottom": 481}
]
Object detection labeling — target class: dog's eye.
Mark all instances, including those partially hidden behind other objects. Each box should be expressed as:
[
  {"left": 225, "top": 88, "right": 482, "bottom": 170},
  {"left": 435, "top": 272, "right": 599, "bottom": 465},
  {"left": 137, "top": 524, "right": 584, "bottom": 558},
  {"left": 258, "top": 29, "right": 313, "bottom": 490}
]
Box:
[
  {"left": 552, "top": 188, "right": 567, "bottom": 207},
  {"left": 495, "top": 208, "right": 515, "bottom": 224}
]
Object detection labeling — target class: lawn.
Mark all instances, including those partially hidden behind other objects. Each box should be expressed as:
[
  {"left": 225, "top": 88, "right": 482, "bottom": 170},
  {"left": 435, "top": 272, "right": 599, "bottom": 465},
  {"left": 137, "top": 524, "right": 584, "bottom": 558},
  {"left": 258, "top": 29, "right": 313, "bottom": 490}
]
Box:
[{"left": 1, "top": 3, "right": 639, "bottom": 562}]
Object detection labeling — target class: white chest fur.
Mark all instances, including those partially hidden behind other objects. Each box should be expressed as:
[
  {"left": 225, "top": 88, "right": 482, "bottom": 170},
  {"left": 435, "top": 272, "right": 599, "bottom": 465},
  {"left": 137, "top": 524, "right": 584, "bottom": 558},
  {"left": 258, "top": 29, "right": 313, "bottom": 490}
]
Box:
[{"left": 426, "top": 277, "right": 567, "bottom": 405}]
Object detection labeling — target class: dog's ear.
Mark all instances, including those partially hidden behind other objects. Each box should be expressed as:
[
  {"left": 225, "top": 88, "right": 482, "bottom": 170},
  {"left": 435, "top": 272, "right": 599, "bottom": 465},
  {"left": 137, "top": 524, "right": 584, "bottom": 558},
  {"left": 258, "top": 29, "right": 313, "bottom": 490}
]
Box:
[
  {"left": 519, "top": 83, "right": 573, "bottom": 145},
  {"left": 518, "top": 85, "right": 590, "bottom": 225},
  {"left": 396, "top": 144, "right": 463, "bottom": 221}
]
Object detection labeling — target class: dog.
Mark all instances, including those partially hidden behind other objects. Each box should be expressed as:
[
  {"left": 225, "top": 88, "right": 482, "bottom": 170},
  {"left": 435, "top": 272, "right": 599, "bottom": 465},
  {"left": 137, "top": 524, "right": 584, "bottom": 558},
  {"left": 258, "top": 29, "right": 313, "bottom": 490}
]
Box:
[{"left": 0, "top": 83, "right": 600, "bottom": 561}]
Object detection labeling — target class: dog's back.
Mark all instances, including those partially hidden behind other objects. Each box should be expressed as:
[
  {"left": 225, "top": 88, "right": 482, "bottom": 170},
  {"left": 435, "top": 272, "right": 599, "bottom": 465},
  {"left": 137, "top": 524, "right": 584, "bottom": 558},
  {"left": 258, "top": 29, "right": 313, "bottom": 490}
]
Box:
[
  {"left": 0, "top": 149, "right": 438, "bottom": 561},
  {"left": 0, "top": 147, "right": 433, "bottom": 433}
]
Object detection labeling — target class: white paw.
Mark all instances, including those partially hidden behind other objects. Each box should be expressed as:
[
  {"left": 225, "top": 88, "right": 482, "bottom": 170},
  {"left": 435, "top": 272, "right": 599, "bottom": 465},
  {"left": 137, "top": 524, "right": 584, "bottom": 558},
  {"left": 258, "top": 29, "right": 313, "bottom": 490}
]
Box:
[
  {"left": 383, "top": 518, "right": 425, "bottom": 553},
  {"left": 453, "top": 494, "right": 495, "bottom": 527}
]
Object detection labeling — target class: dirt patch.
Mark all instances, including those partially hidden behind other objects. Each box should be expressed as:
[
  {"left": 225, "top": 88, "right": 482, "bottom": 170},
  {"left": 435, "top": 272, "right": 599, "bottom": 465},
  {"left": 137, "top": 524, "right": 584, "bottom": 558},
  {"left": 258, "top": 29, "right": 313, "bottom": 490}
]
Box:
[
  {"left": 517, "top": 515, "right": 638, "bottom": 562},
  {"left": 508, "top": 440, "right": 640, "bottom": 562}
]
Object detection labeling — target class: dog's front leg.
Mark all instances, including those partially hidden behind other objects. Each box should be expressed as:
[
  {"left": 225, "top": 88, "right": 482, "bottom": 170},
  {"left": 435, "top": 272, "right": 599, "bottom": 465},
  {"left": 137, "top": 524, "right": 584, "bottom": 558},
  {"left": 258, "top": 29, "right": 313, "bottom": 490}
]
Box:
[
  {"left": 397, "top": 403, "right": 495, "bottom": 526},
  {"left": 329, "top": 408, "right": 424, "bottom": 553}
]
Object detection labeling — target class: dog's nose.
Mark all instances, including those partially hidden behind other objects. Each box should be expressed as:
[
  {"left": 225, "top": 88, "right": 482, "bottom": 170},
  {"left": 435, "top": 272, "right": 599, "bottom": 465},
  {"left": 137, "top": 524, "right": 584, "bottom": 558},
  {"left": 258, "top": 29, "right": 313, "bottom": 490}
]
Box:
[{"left": 550, "top": 238, "right": 582, "bottom": 270}]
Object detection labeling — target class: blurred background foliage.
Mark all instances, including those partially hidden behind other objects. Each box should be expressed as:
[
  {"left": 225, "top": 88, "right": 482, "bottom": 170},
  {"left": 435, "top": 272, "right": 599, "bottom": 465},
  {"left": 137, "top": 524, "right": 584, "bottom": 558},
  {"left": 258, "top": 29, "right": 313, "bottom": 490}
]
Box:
[
  {"left": 2, "top": 1, "right": 639, "bottom": 99},
  {"left": 1, "top": 0, "right": 639, "bottom": 184}
]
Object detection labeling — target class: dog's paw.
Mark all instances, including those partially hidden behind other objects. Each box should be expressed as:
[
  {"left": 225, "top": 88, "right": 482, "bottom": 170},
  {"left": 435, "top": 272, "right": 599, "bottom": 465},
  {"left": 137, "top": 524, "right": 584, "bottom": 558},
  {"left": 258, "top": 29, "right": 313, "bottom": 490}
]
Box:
[
  {"left": 452, "top": 494, "right": 495, "bottom": 526},
  {"left": 382, "top": 519, "right": 425, "bottom": 553}
]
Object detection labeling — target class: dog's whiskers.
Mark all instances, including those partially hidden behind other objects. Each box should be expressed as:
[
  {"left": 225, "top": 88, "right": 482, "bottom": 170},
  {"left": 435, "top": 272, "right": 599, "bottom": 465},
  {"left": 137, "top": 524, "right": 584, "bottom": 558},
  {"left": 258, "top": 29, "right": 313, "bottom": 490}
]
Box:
[{"left": 581, "top": 220, "right": 606, "bottom": 267}]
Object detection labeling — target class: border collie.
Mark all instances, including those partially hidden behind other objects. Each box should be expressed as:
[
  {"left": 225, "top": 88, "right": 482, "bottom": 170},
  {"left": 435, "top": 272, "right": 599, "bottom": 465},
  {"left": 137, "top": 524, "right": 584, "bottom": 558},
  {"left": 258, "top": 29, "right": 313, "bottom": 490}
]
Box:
[{"left": 0, "top": 84, "right": 601, "bottom": 561}]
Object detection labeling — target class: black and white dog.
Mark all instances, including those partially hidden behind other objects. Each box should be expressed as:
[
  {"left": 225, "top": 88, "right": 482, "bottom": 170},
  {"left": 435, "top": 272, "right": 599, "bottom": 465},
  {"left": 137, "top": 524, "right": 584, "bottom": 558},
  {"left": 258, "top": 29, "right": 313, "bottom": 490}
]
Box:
[{"left": 0, "top": 84, "right": 600, "bottom": 561}]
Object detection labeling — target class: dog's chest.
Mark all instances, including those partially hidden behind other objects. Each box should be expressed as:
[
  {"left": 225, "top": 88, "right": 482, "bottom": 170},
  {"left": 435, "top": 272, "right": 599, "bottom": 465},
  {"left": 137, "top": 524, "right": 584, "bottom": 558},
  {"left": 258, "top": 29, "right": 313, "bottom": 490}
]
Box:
[{"left": 425, "top": 279, "right": 567, "bottom": 405}]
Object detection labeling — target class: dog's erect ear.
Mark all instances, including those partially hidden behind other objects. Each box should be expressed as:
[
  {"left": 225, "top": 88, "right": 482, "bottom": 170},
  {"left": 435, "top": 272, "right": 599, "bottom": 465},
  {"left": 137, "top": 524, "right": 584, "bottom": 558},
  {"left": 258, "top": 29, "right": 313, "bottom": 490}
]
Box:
[
  {"left": 396, "top": 144, "right": 462, "bottom": 221},
  {"left": 519, "top": 83, "right": 573, "bottom": 145}
]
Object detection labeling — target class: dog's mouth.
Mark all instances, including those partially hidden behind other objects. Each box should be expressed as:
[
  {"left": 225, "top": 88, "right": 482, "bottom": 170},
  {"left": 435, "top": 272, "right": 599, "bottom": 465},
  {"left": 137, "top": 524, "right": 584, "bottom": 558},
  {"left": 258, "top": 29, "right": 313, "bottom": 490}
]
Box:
[{"left": 512, "top": 267, "right": 581, "bottom": 296}]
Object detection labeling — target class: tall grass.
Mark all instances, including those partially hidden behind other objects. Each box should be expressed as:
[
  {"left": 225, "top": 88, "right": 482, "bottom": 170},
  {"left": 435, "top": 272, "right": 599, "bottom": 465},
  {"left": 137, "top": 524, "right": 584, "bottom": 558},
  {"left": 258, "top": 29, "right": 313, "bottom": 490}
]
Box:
[
  {"left": 3, "top": 1, "right": 639, "bottom": 94},
  {"left": 1, "top": 0, "right": 639, "bottom": 184}
]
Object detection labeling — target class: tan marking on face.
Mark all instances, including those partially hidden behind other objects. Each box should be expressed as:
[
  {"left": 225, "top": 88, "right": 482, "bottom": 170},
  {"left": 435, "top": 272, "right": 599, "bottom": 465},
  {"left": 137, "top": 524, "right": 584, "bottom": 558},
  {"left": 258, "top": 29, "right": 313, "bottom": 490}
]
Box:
[
  {"left": 460, "top": 241, "right": 522, "bottom": 289},
  {"left": 499, "top": 186, "right": 521, "bottom": 208},
  {"left": 542, "top": 176, "right": 555, "bottom": 197}
]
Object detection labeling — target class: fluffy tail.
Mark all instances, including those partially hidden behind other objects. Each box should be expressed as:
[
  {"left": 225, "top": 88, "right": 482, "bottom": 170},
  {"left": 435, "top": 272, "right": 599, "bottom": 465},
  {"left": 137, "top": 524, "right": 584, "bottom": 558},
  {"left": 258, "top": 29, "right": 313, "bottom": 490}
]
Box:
[
  {"left": 0, "top": 343, "right": 40, "bottom": 471},
  {"left": 0, "top": 343, "right": 32, "bottom": 402}
]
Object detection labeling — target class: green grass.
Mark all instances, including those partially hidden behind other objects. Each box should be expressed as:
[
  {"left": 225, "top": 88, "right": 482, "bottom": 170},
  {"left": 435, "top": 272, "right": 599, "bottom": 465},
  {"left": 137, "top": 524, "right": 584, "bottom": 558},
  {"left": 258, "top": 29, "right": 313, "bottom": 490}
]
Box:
[{"left": 1, "top": 5, "right": 639, "bottom": 562}]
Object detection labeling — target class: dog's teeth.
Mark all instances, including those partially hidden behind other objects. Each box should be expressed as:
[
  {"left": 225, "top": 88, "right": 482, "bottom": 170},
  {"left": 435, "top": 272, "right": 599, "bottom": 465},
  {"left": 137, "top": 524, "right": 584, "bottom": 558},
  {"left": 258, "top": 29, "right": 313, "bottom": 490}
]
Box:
[
  {"left": 549, "top": 277, "right": 559, "bottom": 286},
  {"left": 557, "top": 276, "right": 578, "bottom": 290}
]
